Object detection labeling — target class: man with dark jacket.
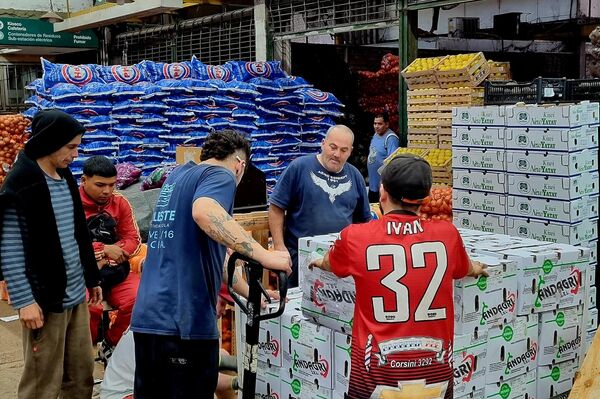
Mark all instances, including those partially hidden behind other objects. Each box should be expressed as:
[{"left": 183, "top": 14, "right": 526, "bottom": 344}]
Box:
[{"left": 0, "top": 109, "right": 102, "bottom": 399}]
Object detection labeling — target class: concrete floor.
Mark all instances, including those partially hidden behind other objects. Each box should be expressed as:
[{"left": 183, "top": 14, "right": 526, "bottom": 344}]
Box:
[{"left": 0, "top": 300, "right": 104, "bottom": 398}]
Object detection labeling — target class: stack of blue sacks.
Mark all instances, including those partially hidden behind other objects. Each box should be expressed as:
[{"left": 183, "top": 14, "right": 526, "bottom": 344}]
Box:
[{"left": 22, "top": 57, "right": 345, "bottom": 190}]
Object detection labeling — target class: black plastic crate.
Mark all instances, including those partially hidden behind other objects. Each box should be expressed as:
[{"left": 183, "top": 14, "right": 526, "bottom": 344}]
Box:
[
  {"left": 566, "top": 79, "right": 600, "bottom": 102},
  {"left": 484, "top": 80, "right": 538, "bottom": 105},
  {"left": 536, "top": 77, "right": 567, "bottom": 103}
]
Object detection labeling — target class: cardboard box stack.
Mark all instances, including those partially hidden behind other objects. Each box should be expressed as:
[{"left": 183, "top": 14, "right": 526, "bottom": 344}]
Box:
[
  {"left": 452, "top": 102, "right": 600, "bottom": 245},
  {"left": 402, "top": 53, "right": 489, "bottom": 152},
  {"left": 235, "top": 228, "right": 595, "bottom": 398},
  {"left": 458, "top": 230, "right": 594, "bottom": 399},
  {"left": 452, "top": 105, "right": 507, "bottom": 234}
]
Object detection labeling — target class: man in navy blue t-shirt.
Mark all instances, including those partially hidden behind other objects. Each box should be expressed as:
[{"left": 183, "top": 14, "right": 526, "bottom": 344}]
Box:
[
  {"left": 131, "top": 130, "right": 291, "bottom": 398},
  {"left": 269, "top": 125, "right": 371, "bottom": 287}
]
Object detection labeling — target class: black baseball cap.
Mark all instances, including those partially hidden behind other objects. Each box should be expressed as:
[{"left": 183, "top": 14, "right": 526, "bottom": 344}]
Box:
[{"left": 381, "top": 154, "right": 432, "bottom": 204}]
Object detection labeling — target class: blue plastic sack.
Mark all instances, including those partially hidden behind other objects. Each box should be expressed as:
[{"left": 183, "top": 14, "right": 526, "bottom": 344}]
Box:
[
  {"left": 114, "top": 123, "right": 168, "bottom": 137},
  {"left": 206, "top": 117, "right": 231, "bottom": 129},
  {"left": 116, "top": 135, "right": 144, "bottom": 149},
  {"left": 84, "top": 129, "right": 118, "bottom": 141},
  {"left": 81, "top": 141, "right": 119, "bottom": 155},
  {"left": 108, "top": 82, "right": 145, "bottom": 99},
  {"left": 164, "top": 108, "right": 195, "bottom": 117},
  {"left": 85, "top": 115, "right": 118, "bottom": 129},
  {"left": 248, "top": 77, "right": 283, "bottom": 93},
  {"left": 185, "top": 79, "right": 218, "bottom": 93},
  {"left": 140, "top": 60, "right": 194, "bottom": 81},
  {"left": 212, "top": 95, "right": 256, "bottom": 109},
  {"left": 296, "top": 88, "right": 344, "bottom": 107},
  {"left": 232, "top": 108, "right": 258, "bottom": 119},
  {"left": 97, "top": 64, "right": 148, "bottom": 84},
  {"left": 301, "top": 115, "right": 336, "bottom": 126},
  {"left": 227, "top": 119, "right": 258, "bottom": 132},
  {"left": 26, "top": 79, "right": 46, "bottom": 93},
  {"left": 134, "top": 82, "right": 169, "bottom": 99},
  {"left": 81, "top": 82, "right": 117, "bottom": 98},
  {"left": 228, "top": 61, "right": 286, "bottom": 81},
  {"left": 135, "top": 114, "right": 168, "bottom": 124},
  {"left": 156, "top": 79, "right": 193, "bottom": 93},
  {"left": 49, "top": 84, "right": 82, "bottom": 101},
  {"left": 284, "top": 76, "right": 312, "bottom": 88},
  {"left": 24, "top": 95, "right": 45, "bottom": 107},
  {"left": 42, "top": 58, "right": 100, "bottom": 88},
  {"left": 142, "top": 138, "right": 169, "bottom": 149},
  {"left": 22, "top": 107, "right": 39, "bottom": 119},
  {"left": 194, "top": 61, "right": 234, "bottom": 81},
  {"left": 303, "top": 106, "right": 344, "bottom": 118},
  {"left": 275, "top": 77, "right": 311, "bottom": 91},
  {"left": 188, "top": 104, "right": 232, "bottom": 116},
  {"left": 256, "top": 93, "right": 301, "bottom": 104},
  {"left": 278, "top": 105, "right": 305, "bottom": 117},
  {"left": 113, "top": 99, "right": 168, "bottom": 113},
  {"left": 256, "top": 116, "right": 299, "bottom": 127},
  {"left": 252, "top": 127, "right": 300, "bottom": 138},
  {"left": 257, "top": 106, "right": 284, "bottom": 118},
  {"left": 163, "top": 95, "right": 210, "bottom": 107},
  {"left": 221, "top": 80, "right": 260, "bottom": 97}
]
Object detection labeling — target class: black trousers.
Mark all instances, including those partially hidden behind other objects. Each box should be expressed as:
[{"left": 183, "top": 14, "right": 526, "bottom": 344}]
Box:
[{"left": 133, "top": 332, "right": 219, "bottom": 399}]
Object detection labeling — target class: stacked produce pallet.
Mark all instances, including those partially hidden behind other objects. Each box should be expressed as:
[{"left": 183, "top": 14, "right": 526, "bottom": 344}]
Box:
[
  {"left": 402, "top": 53, "right": 490, "bottom": 153},
  {"left": 357, "top": 54, "right": 400, "bottom": 132}
]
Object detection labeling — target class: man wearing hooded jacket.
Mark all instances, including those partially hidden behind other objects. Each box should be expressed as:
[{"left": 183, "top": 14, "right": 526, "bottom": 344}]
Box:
[{"left": 0, "top": 109, "right": 102, "bottom": 399}]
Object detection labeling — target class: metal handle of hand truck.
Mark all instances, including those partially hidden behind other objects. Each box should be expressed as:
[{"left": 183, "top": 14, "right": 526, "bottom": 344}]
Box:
[{"left": 226, "top": 251, "right": 288, "bottom": 320}]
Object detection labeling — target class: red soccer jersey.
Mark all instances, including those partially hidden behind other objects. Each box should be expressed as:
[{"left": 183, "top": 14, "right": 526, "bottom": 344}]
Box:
[{"left": 328, "top": 211, "right": 469, "bottom": 399}]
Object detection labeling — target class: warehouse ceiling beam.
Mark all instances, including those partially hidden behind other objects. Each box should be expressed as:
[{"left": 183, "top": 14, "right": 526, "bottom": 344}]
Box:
[
  {"left": 271, "top": 21, "right": 399, "bottom": 41},
  {"left": 419, "top": 37, "right": 571, "bottom": 54},
  {"left": 53, "top": 0, "right": 184, "bottom": 32},
  {"left": 404, "top": 0, "right": 481, "bottom": 11}
]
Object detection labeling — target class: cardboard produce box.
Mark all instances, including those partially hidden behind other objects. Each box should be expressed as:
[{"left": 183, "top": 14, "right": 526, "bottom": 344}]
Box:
[
  {"left": 454, "top": 255, "right": 517, "bottom": 335},
  {"left": 507, "top": 171, "right": 599, "bottom": 201},
  {"left": 453, "top": 189, "right": 506, "bottom": 216},
  {"left": 505, "top": 216, "right": 598, "bottom": 246},
  {"left": 505, "top": 103, "right": 587, "bottom": 128},
  {"left": 484, "top": 369, "right": 536, "bottom": 399},
  {"left": 452, "top": 126, "right": 505, "bottom": 149},
  {"left": 452, "top": 147, "right": 505, "bottom": 172},
  {"left": 485, "top": 314, "right": 538, "bottom": 383},
  {"left": 452, "top": 105, "right": 506, "bottom": 127},
  {"left": 453, "top": 211, "right": 506, "bottom": 235},
  {"left": 536, "top": 358, "right": 578, "bottom": 399},
  {"left": 453, "top": 330, "right": 488, "bottom": 398},
  {"left": 175, "top": 145, "right": 202, "bottom": 164},
  {"left": 505, "top": 149, "right": 598, "bottom": 177},
  {"left": 537, "top": 306, "right": 584, "bottom": 365},
  {"left": 453, "top": 170, "right": 506, "bottom": 194},
  {"left": 505, "top": 126, "right": 598, "bottom": 152},
  {"left": 506, "top": 195, "right": 598, "bottom": 224}
]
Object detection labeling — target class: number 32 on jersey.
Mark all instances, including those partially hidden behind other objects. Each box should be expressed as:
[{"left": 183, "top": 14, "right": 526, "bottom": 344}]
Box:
[{"left": 366, "top": 242, "right": 448, "bottom": 323}]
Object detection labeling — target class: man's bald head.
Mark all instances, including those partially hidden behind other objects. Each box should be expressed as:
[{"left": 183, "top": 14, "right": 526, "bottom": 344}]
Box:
[{"left": 320, "top": 125, "right": 354, "bottom": 173}]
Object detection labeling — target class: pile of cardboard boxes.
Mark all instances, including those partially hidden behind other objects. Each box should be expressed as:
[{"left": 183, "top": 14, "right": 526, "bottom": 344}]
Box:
[{"left": 235, "top": 227, "right": 596, "bottom": 398}]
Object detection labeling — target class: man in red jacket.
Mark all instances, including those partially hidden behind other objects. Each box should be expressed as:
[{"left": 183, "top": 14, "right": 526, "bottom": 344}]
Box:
[{"left": 80, "top": 156, "right": 141, "bottom": 362}]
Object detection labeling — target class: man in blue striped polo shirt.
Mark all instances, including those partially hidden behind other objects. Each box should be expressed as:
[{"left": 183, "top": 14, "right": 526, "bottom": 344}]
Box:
[{"left": 0, "top": 109, "right": 102, "bottom": 399}]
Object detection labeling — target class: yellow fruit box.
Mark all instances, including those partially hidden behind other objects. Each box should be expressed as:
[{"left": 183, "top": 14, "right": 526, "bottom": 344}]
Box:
[
  {"left": 408, "top": 132, "right": 438, "bottom": 149},
  {"left": 435, "top": 52, "right": 490, "bottom": 89},
  {"left": 382, "top": 147, "right": 428, "bottom": 166},
  {"left": 422, "top": 149, "right": 453, "bottom": 184},
  {"left": 401, "top": 56, "right": 447, "bottom": 90}
]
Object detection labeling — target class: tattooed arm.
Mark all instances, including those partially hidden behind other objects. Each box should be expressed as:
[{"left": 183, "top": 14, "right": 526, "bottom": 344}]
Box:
[{"left": 193, "top": 197, "right": 291, "bottom": 273}]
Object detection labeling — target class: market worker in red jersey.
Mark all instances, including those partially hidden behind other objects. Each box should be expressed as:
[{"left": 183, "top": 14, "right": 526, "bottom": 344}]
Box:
[{"left": 311, "top": 154, "right": 487, "bottom": 399}]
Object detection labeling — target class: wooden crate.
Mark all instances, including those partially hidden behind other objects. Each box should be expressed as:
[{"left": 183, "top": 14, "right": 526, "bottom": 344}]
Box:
[
  {"left": 401, "top": 57, "right": 446, "bottom": 90},
  {"left": 438, "top": 132, "right": 452, "bottom": 149},
  {"left": 408, "top": 132, "right": 438, "bottom": 148},
  {"left": 435, "top": 52, "right": 491, "bottom": 89},
  {"left": 408, "top": 111, "right": 439, "bottom": 129},
  {"left": 570, "top": 327, "right": 600, "bottom": 398},
  {"left": 488, "top": 61, "right": 512, "bottom": 80},
  {"left": 437, "top": 87, "right": 484, "bottom": 111}
]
